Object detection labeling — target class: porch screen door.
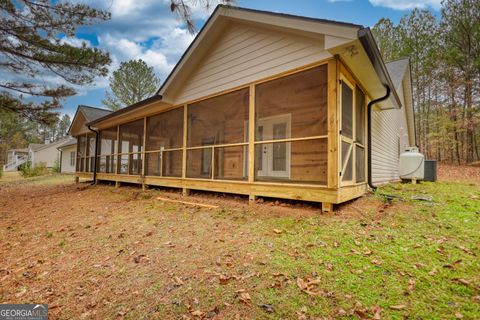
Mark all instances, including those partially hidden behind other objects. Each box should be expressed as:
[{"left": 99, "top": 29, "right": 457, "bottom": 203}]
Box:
[
  {"left": 341, "top": 78, "right": 354, "bottom": 185},
  {"left": 340, "top": 77, "right": 366, "bottom": 185}
]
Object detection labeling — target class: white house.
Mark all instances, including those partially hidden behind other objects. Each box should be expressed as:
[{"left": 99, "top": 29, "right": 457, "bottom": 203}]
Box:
[{"left": 57, "top": 138, "right": 77, "bottom": 173}]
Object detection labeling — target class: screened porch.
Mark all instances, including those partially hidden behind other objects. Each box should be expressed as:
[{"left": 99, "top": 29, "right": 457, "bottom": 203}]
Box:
[{"left": 75, "top": 59, "right": 367, "bottom": 207}]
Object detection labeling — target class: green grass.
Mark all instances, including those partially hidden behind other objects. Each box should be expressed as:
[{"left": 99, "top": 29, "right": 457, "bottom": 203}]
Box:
[
  {"left": 248, "top": 181, "right": 480, "bottom": 319},
  {"left": 0, "top": 171, "right": 76, "bottom": 186}
]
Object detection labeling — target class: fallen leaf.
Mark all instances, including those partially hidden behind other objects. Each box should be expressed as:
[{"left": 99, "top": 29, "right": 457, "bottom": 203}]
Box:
[
  {"left": 428, "top": 268, "right": 438, "bottom": 276},
  {"left": 454, "top": 278, "right": 470, "bottom": 286},
  {"left": 371, "top": 305, "right": 382, "bottom": 320},
  {"left": 238, "top": 292, "right": 251, "bottom": 304},
  {"left": 371, "top": 259, "right": 382, "bottom": 266},
  {"left": 219, "top": 274, "right": 231, "bottom": 285},
  {"left": 191, "top": 310, "right": 203, "bottom": 317},
  {"left": 173, "top": 276, "right": 184, "bottom": 286},
  {"left": 273, "top": 229, "right": 283, "bottom": 234},
  {"left": 296, "top": 278, "right": 307, "bottom": 290},
  {"left": 455, "top": 312, "right": 463, "bottom": 319},
  {"left": 389, "top": 305, "right": 406, "bottom": 311},
  {"left": 408, "top": 278, "right": 416, "bottom": 291}
]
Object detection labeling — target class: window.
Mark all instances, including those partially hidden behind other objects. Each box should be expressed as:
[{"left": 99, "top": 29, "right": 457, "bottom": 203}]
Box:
[
  {"left": 70, "top": 151, "right": 75, "bottom": 167},
  {"left": 254, "top": 65, "right": 328, "bottom": 184}
]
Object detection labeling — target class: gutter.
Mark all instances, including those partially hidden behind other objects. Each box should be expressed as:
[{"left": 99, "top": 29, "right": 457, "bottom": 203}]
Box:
[
  {"left": 87, "top": 125, "right": 99, "bottom": 185},
  {"left": 367, "top": 84, "right": 391, "bottom": 191},
  {"left": 358, "top": 27, "right": 401, "bottom": 110}
]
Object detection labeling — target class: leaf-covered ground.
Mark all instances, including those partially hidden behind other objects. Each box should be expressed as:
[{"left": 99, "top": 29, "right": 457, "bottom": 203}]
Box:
[{"left": 0, "top": 169, "right": 478, "bottom": 319}]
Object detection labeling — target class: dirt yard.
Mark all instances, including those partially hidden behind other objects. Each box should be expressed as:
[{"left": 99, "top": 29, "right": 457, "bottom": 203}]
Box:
[{"left": 0, "top": 167, "right": 479, "bottom": 319}]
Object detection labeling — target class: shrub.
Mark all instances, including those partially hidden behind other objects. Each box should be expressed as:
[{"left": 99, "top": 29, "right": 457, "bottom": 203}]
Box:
[
  {"left": 0, "top": 165, "right": 3, "bottom": 179},
  {"left": 52, "top": 160, "right": 61, "bottom": 173},
  {"left": 19, "top": 161, "right": 48, "bottom": 177}
]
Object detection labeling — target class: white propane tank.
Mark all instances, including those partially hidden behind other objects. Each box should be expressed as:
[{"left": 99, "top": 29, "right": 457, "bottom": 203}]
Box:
[{"left": 399, "top": 147, "right": 425, "bottom": 181}]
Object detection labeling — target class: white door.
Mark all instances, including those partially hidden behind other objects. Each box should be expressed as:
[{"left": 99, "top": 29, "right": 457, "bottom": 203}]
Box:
[{"left": 256, "top": 115, "right": 291, "bottom": 179}]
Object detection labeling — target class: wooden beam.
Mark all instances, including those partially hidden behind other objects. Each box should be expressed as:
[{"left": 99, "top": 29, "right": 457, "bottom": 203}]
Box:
[
  {"left": 156, "top": 196, "right": 219, "bottom": 209},
  {"left": 182, "top": 104, "right": 189, "bottom": 196},
  {"left": 248, "top": 84, "right": 256, "bottom": 200},
  {"left": 322, "top": 202, "right": 333, "bottom": 213},
  {"left": 327, "top": 59, "right": 339, "bottom": 189},
  {"left": 142, "top": 117, "right": 147, "bottom": 177}
]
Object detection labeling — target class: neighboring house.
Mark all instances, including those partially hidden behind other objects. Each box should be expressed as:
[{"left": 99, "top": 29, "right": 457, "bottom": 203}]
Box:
[
  {"left": 4, "top": 148, "right": 29, "bottom": 172},
  {"left": 4, "top": 139, "right": 73, "bottom": 171},
  {"left": 29, "top": 139, "right": 71, "bottom": 169},
  {"left": 69, "top": 5, "right": 416, "bottom": 211},
  {"left": 57, "top": 138, "right": 77, "bottom": 173}
]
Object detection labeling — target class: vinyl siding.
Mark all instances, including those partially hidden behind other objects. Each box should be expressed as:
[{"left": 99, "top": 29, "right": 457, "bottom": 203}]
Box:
[
  {"left": 173, "top": 23, "right": 331, "bottom": 104},
  {"left": 60, "top": 144, "right": 76, "bottom": 173},
  {"left": 371, "top": 80, "right": 410, "bottom": 184}
]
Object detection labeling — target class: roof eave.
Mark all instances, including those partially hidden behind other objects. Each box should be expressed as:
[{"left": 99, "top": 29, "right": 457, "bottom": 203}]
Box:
[{"left": 358, "top": 28, "right": 401, "bottom": 109}]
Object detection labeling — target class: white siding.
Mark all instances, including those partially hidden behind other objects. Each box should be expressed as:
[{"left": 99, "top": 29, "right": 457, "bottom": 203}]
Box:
[
  {"left": 60, "top": 145, "right": 76, "bottom": 173},
  {"left": 371, "top": 80, "right": 410, "bottom": 184},
  {"left": 173, "top": 23, "right": 331, "bottom": 104}
]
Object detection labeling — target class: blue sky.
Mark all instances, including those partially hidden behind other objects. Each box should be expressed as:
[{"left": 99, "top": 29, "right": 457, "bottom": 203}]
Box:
[{"left": 42, "top": 0, "right": 441, "bottom": 118}]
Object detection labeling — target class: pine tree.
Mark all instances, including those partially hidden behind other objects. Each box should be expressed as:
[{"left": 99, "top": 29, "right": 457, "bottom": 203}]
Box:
[
  {"left": 0, "top": 1, "right": 111, "bottom": 124},
  {"left": 102, "top": 59, "right": 161, "bottom": 111}
]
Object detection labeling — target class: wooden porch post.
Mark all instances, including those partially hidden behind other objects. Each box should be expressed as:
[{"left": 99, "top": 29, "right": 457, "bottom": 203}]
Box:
[
  {"left": 325, "top": 58, "right": 339, "bottom": 212},
  {"left": 142, "top": 116, "right": 147, "bottom": 190},
  {"left": 248, "top": 84, "right": 256, "bottom": 203},
  {"left": 182, "top": 104, "right": 190, "bottom": 196}
]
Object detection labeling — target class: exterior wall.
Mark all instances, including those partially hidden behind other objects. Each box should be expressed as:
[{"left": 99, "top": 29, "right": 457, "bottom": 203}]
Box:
[
  {"left": 371, "top": 80, "right": 410, "bottom": 184},
  {"left": 32, "top": 144, "right": 61, "bottom": 168},
  {"left": 60, "top": 145, "right": 76, "bottom": 173},
  {"left": 173, "top": 22, "right": 331, "bottom": 104}
]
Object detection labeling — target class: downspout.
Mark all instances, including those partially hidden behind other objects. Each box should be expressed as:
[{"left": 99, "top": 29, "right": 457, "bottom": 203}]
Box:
[
  {"left": 367, "top": 84, "right": 390, "bottom": 191},
  {"left": 87, "top": 125, "right": 99, "bottom": 185}
]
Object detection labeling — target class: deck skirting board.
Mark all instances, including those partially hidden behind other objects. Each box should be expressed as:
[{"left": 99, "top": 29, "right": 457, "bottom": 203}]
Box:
[{"left": 76, "top": 173, "right": 367, "bottom": 204}]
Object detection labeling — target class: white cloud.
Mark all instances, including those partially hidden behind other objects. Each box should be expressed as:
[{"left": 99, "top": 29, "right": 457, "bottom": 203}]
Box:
[{"left": 369, "top": 0, "right": 441, "bottom": 10}]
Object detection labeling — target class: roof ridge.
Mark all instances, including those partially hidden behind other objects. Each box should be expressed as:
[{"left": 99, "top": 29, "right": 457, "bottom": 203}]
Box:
[
  {"left": 217, "top": 5, "right": 364, "bottom": 29},
  {"left": 79, "top": 105, "right": 112, "bottom": 112}
]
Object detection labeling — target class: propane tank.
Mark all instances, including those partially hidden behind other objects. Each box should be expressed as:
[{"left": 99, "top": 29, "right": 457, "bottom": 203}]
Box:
[{"left": 399, "top": 147, "right": 424, "bottom": 182}]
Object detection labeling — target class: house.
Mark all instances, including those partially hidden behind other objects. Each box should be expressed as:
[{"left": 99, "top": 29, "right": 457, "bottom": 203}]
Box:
[
  {"left": 57, "top": 138, "right": 77, "bottom": 173},
  {"left": 4, "top": 148, "right": 29, "bottom": 171},
  {"left": 4, "top": 139, "right": 69, "bottom": 171},
  {"left": 69, "top": 5, "right": 416, "bottom": 212},
  {"left": 68, "top": 105, "right": 113, "bottom": 172}
]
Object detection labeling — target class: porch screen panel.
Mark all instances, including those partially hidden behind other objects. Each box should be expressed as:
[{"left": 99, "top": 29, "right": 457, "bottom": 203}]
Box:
[
  {"left": 187, "top": 88, "right": 249, "bottom": 147},
  {"left": 255, "top": 65, "right": 328, "bottom": 140},
  {"left": 214, "top": 145, "right": 247, "bottom": 180},
  {"left": 186, "top": 88, "right": 249, "bottom": 181},
  {"left": 341, "top": 81, "right": 353, "bottom": 139},
  {"left": 147, "top": 108, "right": 184, "bottom": 150},
  {"left": 86, "top": 134, "right": 95, "bottom": 172},
  {"left": 146, "top": 151, "right": 182, "bottom": 177},
  {"left": 76, "top": 135, "right": 87, "bottom": 172},
  {"left": 355, "top": 87, "right": 366, "bottom": 182},
  {"left": 254, "top": 139, "right": 327, "bottom": 184},
  {"left": 98, "top": 127, "right": 118, "bottom": 173},
  {"left": 145, "top": 107, "right": 184, "bottom": 177},
  {"left": 187, "top": 148, "right": 212, "bottom": 179},
  {"left": 253, "top": 64, "right": 328, "bottom": 184},
  {"left": 119, "top": 119, "right": 143, "bottom": 175}
]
